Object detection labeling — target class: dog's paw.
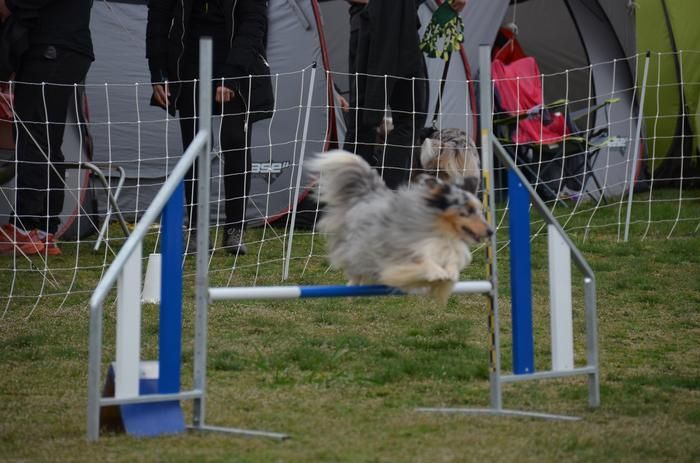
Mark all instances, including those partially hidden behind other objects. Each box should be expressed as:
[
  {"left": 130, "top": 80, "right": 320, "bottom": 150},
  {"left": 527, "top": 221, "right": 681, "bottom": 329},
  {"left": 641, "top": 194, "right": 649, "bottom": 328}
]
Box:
[{"left": 425, "top": 265, "right": 453, "bottom": 282}]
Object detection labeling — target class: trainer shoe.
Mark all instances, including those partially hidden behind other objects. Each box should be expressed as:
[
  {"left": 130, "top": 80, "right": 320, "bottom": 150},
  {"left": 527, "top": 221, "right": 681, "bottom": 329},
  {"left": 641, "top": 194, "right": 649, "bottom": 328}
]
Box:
[
  {"left": 222, "top": 228, "right": 247, "bottom": 256},
  {"left": 0, "top": 223, "right": 45, "bottom": 255},
  {"left": 31, "top": 229, "right": 62, "bottom": 256}
]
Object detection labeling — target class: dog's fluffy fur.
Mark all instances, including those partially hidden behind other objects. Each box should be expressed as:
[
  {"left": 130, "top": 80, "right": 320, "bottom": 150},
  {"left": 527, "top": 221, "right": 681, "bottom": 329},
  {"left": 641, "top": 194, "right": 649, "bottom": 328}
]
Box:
[
  {"left": 308, "top": 150, "right": 492, "bottom": 305},
  {"left": 415, "top": 128, "right": 481, "bottom": 194}
]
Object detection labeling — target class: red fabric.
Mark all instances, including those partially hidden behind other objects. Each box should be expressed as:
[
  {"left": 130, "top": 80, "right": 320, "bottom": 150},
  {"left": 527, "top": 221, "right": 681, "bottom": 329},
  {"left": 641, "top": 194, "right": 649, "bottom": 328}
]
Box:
[
  {"left": 515, "top": 112, "right": 569, "bottom": 145},
  {"left": 492, "top": 27, "right": 526, "bottom": 64},
  {"left": 492, "top": 57, "right": 569, "bottom": 145},
  {"left": 0, "top": 85, "right": 13, "bottom": 150},
  {"left": 0, "top": 86, "right": 13, "bottom": 121}
]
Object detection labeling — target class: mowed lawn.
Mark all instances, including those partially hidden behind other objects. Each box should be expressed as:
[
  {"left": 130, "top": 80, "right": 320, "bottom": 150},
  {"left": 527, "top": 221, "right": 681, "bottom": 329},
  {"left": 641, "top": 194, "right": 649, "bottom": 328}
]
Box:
[{"left": 1, "top": 190, "right": 699, "bottom": 462}]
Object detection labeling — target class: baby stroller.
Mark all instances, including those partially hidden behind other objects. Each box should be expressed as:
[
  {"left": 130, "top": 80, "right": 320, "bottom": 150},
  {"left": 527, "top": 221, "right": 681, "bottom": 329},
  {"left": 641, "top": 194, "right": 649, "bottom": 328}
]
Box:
[{"left": 491, "top": 55, "right": 610, "bottom": 203}]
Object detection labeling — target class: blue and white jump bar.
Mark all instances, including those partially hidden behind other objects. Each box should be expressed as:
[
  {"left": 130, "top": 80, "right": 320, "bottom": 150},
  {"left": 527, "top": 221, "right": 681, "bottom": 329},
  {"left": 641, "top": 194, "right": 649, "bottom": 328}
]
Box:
[{"left": 209, "top": 281, "right": 493, "bottom": 301}]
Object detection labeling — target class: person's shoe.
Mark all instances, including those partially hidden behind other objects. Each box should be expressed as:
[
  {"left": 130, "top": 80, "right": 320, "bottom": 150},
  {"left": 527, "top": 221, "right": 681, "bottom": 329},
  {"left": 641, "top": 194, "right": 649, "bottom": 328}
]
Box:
[
  {"left": 0, "top": 224, "right": 45, "bottom": 255},
  {"left": 222, "top": 228, "right": 247, "bottom": 255},
  {"left": 31, "top": 229, "right": 62, "bottom": 256}
]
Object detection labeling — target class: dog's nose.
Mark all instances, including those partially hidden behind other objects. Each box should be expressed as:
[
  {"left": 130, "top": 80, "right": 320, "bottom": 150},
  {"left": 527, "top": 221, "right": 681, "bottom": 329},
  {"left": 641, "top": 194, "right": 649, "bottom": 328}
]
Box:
[{"left": 487, "top": 227, "right": 494, "bottom": 237}]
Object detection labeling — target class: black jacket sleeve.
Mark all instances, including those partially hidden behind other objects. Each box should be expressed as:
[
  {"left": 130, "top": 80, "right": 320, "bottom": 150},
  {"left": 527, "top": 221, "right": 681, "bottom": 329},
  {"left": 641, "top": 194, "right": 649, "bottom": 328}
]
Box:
[
  {"left": 6, "top": 0, "right": 54, "bottom": 11},
  {"left": 223, "top": 0, "right": 268, "bottom": 82},
  {"left": 146, "top": 0, "right": 176, "bottom": 83}
]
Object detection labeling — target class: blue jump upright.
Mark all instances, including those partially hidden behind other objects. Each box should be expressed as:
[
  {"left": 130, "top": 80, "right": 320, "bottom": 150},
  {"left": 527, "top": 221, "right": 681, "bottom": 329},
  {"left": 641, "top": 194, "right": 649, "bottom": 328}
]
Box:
[
  {"left": 119, "top": 182, "right": 186, "bottom": 437},
  {"left": 508, "top": 169, "right": 535, "bottom": 375}
]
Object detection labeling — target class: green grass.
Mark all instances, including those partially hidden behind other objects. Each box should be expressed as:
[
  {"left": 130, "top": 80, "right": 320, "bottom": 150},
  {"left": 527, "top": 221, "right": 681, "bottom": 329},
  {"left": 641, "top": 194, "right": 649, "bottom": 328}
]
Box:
[{"left": 0, "top": 190, "right": 699, "bottom": 462}]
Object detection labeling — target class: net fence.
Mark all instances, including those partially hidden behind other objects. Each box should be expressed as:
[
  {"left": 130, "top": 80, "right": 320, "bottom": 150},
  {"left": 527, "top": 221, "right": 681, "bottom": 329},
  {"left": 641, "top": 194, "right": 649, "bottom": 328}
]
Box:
[{"left": 1, "top": 50, "right": 698, "bottom": 318}]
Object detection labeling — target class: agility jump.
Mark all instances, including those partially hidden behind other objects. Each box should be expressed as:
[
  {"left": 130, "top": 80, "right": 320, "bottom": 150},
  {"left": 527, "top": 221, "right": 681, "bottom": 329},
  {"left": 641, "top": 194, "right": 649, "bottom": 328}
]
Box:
[{"left": 86, "top": 41, "right": 599, "bottom": 441}]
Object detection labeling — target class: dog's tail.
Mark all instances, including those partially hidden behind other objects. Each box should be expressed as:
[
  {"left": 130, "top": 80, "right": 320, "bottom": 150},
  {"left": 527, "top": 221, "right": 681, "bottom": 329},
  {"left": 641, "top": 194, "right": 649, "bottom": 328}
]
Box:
[{"left": 307, "top": 150, "right": 386, "bottom": 207}]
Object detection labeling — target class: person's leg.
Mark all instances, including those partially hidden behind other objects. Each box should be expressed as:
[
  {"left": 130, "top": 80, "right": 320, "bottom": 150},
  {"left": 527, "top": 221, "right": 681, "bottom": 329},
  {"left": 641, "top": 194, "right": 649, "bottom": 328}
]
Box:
[
  {"left": 220, "top": 99, "right": 249, "bottom": 226},
  {"left": 14, "top": 47, "right": 91, "bottom": 233},
  {"left": 382, "top": 74, "right": 428, "bottom": 189},
  {"left": 218, "top": 97, "right": 249, "bottom": 253},
  {"left": 177, "top": 78, "right": 198, "bottom": 226},
  {"left": 343, "top": 6, "right": 362, "bottom": 152}
]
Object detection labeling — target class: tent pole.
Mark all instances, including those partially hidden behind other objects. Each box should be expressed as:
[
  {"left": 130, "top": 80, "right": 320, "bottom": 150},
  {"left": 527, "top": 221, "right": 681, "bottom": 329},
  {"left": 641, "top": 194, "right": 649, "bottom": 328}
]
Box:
[
  {"left": 624, "top": 51, "right": 650, "bottom": 242},
  {"left": 283, "top": 63, "right": 317, "bottom": 280}
]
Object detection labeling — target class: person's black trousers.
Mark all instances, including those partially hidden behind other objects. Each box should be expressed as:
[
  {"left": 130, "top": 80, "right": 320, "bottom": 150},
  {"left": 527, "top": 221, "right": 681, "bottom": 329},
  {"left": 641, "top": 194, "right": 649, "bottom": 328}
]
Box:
[
  {"left": 13, "top": 45, "right": 91, "bottom": 233},
  {"left": 342, "top": 5, "right": 363, "bottom": 156},
  {"left": 178, "top": 80, "right": 251, "bottom": 231},
  {"left": 178, "top": 36, "right": 251, "bottom": 231},
  {"left": 345, "top": 74, "right": 428, "bottom": 190}
]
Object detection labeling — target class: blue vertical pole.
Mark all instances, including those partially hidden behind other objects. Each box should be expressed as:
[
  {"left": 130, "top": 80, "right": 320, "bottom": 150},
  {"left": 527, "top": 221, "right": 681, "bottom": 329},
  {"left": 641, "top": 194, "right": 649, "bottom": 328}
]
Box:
[
  {"left": 159, "top": 180, "right": 184, "bottom": 393},
  {"left": 508, "top": 169, "right": 534, "bottom": 374}
]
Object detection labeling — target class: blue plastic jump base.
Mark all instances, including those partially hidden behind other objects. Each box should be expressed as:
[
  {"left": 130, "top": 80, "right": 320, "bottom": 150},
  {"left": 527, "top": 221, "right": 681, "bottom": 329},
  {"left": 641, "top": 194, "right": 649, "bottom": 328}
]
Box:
[{"left": 101, "top": 362, "right": 186, "bottom": 437}]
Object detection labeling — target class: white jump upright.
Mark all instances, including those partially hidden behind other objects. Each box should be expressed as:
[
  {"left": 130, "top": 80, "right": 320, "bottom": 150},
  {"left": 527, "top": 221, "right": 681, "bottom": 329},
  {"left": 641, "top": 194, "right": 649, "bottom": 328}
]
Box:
[
  {"left": 548, "top": 225, "right": 574, "bottom": 371},
  {"left": 115, "top": 247, "right": 142, "bottom": 398}
]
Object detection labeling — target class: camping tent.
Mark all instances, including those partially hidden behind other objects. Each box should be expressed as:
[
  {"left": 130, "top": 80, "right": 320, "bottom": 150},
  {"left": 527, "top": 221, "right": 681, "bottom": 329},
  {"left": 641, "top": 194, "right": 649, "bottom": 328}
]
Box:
[
  {"left": 1, "top": 0, "right": 646, "bottom": 235},
  {"left": 635, "top": 0, "right": 700, "bottom": 182}
]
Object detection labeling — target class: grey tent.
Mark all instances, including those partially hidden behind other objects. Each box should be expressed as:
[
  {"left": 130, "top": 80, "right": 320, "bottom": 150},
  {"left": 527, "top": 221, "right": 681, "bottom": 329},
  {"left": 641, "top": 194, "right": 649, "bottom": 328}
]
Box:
[{"left": 1, "top": 0, "right": 645, "bottom": 236}]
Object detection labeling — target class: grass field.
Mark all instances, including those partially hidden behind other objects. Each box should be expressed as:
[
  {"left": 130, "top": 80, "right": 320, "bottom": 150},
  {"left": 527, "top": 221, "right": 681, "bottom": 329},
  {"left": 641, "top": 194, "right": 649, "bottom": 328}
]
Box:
[{"left": 1, "top": 191, "right": 699, "bottom": 462}]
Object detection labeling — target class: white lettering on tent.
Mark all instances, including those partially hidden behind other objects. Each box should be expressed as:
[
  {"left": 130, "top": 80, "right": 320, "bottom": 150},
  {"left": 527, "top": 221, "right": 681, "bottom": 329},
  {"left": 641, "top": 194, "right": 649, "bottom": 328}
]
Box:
[{"left": 251, "top": 161, "right": 291, "bottom": 175}]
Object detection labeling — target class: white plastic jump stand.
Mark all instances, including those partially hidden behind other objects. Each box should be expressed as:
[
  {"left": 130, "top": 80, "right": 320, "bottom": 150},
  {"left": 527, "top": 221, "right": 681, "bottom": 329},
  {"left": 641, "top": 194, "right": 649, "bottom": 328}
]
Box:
[
  {"left": 548, "top": 224, "right": 574, "bottom": 371},
  {"left": 142, "top": 253, "right": 162, "bottom": 304}
]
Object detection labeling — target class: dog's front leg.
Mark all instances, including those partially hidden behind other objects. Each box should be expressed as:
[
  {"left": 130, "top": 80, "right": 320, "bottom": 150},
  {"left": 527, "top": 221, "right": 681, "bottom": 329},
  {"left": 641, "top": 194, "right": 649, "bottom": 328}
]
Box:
[{"left": 429, "top": 280, "right": 456, "bottom": 306}]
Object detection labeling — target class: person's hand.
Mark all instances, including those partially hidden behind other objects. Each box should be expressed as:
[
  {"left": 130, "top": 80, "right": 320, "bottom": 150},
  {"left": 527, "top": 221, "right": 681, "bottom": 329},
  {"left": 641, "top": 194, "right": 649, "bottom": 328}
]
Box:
[
  {"left": 0, "top": 0, "right": 12, "bottom": 21},
  {"left": 449, "top": 0, "right": 467, "bottom": 13},
  {"left": 337, "top": 94, "right": 349, "bottom": 113},
  {"left": 152, "top": 83, "right": 170, "bottom": 109},
  {"left": 215, "top": 85, "right": 235, "bottom": 104}
]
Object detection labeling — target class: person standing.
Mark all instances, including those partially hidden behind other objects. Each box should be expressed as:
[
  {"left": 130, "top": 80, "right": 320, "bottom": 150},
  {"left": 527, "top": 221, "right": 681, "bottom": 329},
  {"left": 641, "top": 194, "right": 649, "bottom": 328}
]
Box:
[
  {"left": 0, "top": 0, "right": 94, "bottom": 256},
  {"left": 146, "top": 0, "right": 274, "bottom": 255},
  {"left": 344, "top": 0, "right": 467, "bottom": 190},
  {"left": 344, "top": 0, "right": 428, "bottom": 190}
]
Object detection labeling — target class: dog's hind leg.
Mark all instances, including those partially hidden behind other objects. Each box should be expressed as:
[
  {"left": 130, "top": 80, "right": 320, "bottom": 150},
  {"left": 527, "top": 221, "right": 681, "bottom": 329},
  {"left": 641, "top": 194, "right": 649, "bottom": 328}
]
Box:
[{"left": 379, "top": 260, "right": 449, "bottom": 289}]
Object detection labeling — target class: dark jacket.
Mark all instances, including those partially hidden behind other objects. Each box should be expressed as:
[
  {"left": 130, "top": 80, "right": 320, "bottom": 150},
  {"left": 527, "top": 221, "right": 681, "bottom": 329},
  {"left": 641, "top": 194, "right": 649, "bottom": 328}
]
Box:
[
  {"left": 146, "top": 0, "right": 274, "bottom": 122},
  {"left": 1, "top": 0, "right": 93, "bottom": 80},
  {"left": 5, "top": 0, "right": 94, "bottom": 59},
  {"left": 0, "top": 15, "right": 31, "bottom": 80}
]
